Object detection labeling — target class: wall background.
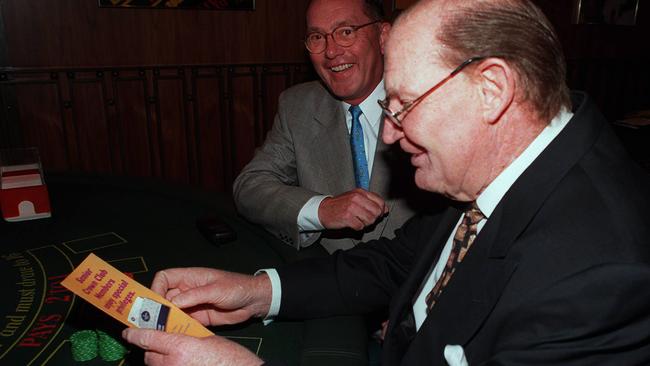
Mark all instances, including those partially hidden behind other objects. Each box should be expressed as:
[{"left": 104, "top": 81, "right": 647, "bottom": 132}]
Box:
[
  {"left": 0, "top": 0, "right": 647, "bottom": 191},
  {"left": 0, "top": 0, "right": 311, "bottom": 67}
]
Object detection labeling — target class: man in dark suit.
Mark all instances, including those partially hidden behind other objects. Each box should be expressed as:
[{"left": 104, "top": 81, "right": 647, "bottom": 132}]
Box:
[{"left": 123, "top": 0, "right": 650, "bottom": 365}]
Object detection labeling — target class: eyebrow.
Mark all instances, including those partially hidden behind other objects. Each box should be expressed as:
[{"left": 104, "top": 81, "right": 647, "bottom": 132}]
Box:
[{"left": 306, "top": 20, "right": 355, "bottom": 33}]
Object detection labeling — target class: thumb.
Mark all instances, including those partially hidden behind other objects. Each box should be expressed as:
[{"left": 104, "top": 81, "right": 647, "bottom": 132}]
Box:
[
  {"left": 122, "top": 328, "right": 182, "bottom": 354},
  {"left": 170, "top": 284, "right": 218, "bottom": 309}
]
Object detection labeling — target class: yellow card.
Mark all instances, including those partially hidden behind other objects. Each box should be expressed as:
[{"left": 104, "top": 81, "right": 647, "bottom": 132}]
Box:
[{"left": 62, "top": 253, "right": 213, "bottom": 337}]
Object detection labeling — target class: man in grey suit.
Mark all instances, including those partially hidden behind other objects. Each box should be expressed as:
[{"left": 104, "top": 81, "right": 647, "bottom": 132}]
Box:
[{"left": 233, "top": 0, "right": 425, "bottom": 253}]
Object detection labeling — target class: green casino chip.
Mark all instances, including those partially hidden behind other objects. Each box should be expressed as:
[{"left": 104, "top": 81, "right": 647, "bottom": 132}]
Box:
[
  {"left": 97, "top": 330, "right": 128, "bottom": 361},
  {"left": 70, "top": 330, "right": 99, "bottom": 361}
]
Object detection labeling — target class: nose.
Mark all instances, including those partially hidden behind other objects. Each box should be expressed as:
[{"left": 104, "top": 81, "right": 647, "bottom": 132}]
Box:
[
  {"left": 382, "top": 117, "right": 404, "bottom": 145},
  {"left": 324, "top": 34, "right": 344, "bottom": 59}
]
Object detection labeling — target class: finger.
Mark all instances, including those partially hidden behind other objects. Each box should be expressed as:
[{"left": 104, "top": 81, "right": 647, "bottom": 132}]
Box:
[
  {"left": 170, "top": 284, "right": 218, "bottom": 309},
  {"left": 151, "top": 269, "right": 178, "bottom": 296},
  {"left": 144, "top": 351, "right": 165, "bottom": 366},
  {"left": 122, "top": 328, "right": 181, "bottom": 354},
  {"left": 122, "top": 328, "right": 155, "bottom": 350},
  {"left": 165, "top": 288, "right": 182, "bottom": 301},
  {"left": 381, "top": 320, "right": 389, "bottom": 340},
  {"left": 347, "top": 191, "right": 385, "bottom": 215},
  {"left": 346, "top": 215, "right": 366, "bottom": 230},
  {"left": 361, "top": 191, "right": 387, "bottom": 211},
  {"left": 352, "top": 198, "right": 386, "bottom": 222}
]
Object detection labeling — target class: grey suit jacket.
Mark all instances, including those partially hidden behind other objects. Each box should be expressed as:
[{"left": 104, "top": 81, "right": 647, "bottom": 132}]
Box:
[{"left": 233, "top": 81, "right": 429, "bottom": 253}]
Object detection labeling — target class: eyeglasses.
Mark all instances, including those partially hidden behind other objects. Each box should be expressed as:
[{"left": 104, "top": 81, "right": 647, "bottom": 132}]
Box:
[
  {"left": 304, "top": 20, "right": 381, "bottom": 54},
  {"left": 378, "top": 56, "right": 487, "bottom": 127}
]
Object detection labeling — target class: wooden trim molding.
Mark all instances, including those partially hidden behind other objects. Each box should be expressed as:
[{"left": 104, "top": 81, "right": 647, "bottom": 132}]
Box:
[{"left": 0, "top": 63, "right": 316, "bottom": 192}]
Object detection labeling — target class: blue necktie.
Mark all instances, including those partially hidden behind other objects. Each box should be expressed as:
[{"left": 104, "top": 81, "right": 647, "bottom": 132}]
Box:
[{"left": 349, "top": 105, "right": 369, "bottom": 190}]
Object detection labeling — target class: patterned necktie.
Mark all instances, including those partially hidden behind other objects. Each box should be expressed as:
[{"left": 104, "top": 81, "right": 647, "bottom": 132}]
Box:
[
  {"left": 425, "top": 202, "right": 485, "bottom": 312},
  {"left": 349, "top": 105, "right": 369, "bottom": 190}
]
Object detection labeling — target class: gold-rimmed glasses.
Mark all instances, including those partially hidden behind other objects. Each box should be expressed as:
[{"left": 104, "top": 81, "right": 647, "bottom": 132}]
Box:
[{"left": 378, "top": 56, "right": 487, "bottom": 127}]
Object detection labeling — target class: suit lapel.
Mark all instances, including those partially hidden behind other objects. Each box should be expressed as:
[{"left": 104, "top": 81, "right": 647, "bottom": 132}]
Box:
[
  {"left": 311, "top": 92, "right": 356, "bottom": 194},
  {"left": 490, "top": 92, "right": 601, "bottom": 258},
  {"left": 383, "top": 207, "right": 462, "bottom": 366},
  {"left": 366, "top": 118, "right": 394, "bottom": 239},
  {"left": 407, "top": 208, "right": 518, "bottom": 363}
]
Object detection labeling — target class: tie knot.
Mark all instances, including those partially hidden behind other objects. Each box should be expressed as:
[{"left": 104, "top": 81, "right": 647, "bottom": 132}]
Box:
[
  {"left": 349, "top": 105, "right": 362, "bottom": 120},
  {"left": 465, "top": 202, "right": 485, "bottom": 225}
]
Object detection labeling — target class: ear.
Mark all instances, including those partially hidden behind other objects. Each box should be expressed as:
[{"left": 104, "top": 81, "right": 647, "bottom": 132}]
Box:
[
  {"left": 379, "top": 22, "right": 392, "bottom": 55},
  {"left": 475, "top": 58, "right": 515, "bottom": 124}
]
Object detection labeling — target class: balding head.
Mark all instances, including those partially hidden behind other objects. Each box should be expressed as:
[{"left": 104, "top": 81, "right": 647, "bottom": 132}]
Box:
[
  {"left": 381, "top": 0, "right": 570, "bottom": 201},
  {"left": 389, "top": 0, "right": 570, "bottom": 121}
]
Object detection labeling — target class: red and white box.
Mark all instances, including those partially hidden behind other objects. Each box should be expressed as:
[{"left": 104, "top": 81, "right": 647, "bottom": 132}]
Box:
[{"left": 0, "top": 149, "right": 51, "bottom": 222}]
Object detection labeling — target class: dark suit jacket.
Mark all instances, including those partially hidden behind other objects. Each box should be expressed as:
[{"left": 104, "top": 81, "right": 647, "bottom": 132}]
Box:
[
  {"left": 233, "top": 81, "right": 432, "bottom": 253},
  {"left": 277, "top": 93, "right": 650, "bottom": 365}
]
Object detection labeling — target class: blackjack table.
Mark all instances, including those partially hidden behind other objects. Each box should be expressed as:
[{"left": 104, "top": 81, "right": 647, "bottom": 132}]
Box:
[{"left": 0, "top": 174, "right": 367, "bottom": 366}]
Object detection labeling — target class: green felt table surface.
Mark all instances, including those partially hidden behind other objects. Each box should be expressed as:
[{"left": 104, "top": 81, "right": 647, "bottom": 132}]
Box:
[{"left": 0, "top": 174, "right": 368, "bottom": 366}]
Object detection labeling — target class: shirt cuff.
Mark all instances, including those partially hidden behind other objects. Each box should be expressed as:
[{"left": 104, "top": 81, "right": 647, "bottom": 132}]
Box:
[
  {"left": 255, "top": 269, "right": 281, "bottom": 325},
  {"left": 297, "top": 195, "right": 329, "bottom": 232}
]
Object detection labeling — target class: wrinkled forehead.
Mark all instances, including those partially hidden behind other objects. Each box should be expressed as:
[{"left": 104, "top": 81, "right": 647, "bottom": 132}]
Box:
[
  {"left": 384, "top": 12, "right": 445, "bottom": 95},
  {"left": 306, "top": 0, "right": 369, "bottom": 31}
]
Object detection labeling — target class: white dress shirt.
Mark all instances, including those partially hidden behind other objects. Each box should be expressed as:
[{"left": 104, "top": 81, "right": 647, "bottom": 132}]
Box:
[{"left": 296, "top": 80, "right": 386, "bottom": 243}]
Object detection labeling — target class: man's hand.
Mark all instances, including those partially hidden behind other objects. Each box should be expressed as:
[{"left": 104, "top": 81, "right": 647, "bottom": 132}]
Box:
[
  {"left": 150, "top": 268, "right": 272, "bottom": 326},
  {"left": 122, "top": 329, "right": 263, "bottom": 366},
  {"left": 318, "top": 189, "right": 388, "bottom": 231}
]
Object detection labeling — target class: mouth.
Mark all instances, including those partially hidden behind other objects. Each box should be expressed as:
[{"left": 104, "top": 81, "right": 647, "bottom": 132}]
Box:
[
  {"left": 410, "top": 152, "right": 425, "bottom": 166},
  {"left": 329, "top": 63, "right": 354, "bottom": 72}
]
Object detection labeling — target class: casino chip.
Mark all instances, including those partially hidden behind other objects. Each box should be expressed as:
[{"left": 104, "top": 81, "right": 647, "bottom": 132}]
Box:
[
  {"left": 97, "top": 330, "right": 128, "bottom": 361},
  {"left": 70, "top": 330, "right": 99, "bottom": 361},
  {"left": 69, "top": 329, "right": 127, "bottom": 362}
]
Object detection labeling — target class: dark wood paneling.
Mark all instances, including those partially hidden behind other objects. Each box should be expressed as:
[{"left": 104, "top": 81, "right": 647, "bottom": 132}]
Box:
[
  {"left": 0, "top": 63, "right": 316, "bottom": 192},
  {"left": 228, "top": 68, "right": 258, "bottom": 178},
  {"left": 70, "top": 75, "right": 113, "bottom": 173},
  {"left": 194, "top": 67, "right": 228, "bottom": 191},
  {"left": 15, "top": 81, "right": 68, "bottom": 169},
  {"left": 0, "top": 0, "right": 311, "bottom": 67},
  {"left": 261, "top": 66, "right": 291, "bottom": 133},
  {"left": 155, "top": 71, "right": 191, "bottom": 184},
  {"left": 113, "top": 72, "right": 154, "bottom": 177},
  {"left": 1, "top": 57, "right": 646, "bottom": 191}
]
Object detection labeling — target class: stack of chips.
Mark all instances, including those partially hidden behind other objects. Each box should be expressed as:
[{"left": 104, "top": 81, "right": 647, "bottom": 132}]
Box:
[
  {"left": 97, "top": 330, "right": 128, "bottom": 361},
  {"left": 70, "top": 330, "right": 99, "bottom": 361},
  {"left": 70, "top": 329, "right": 127, "bottom": 362}
]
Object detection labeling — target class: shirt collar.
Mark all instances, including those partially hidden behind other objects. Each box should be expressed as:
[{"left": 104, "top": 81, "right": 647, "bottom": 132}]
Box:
[
  {"left": 476, "top": 107, "right": 574, "bottom": 218},
  {"left": 341, "top": 79, "right": 385, "bottom": 127}
]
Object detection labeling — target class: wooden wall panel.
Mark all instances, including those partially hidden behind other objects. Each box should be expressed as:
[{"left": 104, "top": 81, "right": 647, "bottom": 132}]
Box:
[
  {"left": 0, "top": 0, "right": 311, "bottom": 68},
  {"left": 260, "top": 66, "right": 290, "bottom": 133},
  {"left": 14, "top": 82, "right": 68, "bottom": 170},
  {"left": 228, "top": 69, "right": 258, "bottom": 178},
  {"left": 193, "top": 68, "right": 228, "bottom": 192},
  {"left": 113, "top": 74, "right": 153, "bottom": 177},
  {"left": 0, "top": 0, "right": 647, "bottom": 192},
  {"left": 155, "top": 72, "right": 191, "bottom": 184},
  {"left": 70, "top": 76, "right": 113, "bottom": 173},
  {"left": 0, "top": 63, "right": 316, "bottom": 192},
  {"left": 1, "top": 54, "right": 646, "bottom": 192}
]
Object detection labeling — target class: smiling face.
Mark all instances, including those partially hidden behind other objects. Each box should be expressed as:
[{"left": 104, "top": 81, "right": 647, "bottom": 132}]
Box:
[
  {"left": 381, "top": 4, "right": 491, "bottom": 201},
  {"left": 306, "top": 0, "right": 388, "bottom": 105}
]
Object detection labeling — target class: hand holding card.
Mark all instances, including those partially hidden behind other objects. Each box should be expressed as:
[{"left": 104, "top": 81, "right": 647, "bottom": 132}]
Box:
[{"left": 62, "top": 253, "right": 213, "bottom": 337}]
